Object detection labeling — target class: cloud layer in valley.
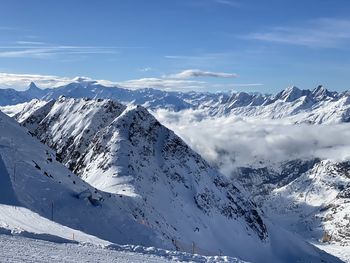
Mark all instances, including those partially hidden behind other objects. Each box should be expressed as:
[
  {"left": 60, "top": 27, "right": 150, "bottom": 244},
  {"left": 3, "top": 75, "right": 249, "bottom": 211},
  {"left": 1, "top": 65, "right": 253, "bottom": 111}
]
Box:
[{"left": 153, "top": 109, "right": 350, "bottom": 176}]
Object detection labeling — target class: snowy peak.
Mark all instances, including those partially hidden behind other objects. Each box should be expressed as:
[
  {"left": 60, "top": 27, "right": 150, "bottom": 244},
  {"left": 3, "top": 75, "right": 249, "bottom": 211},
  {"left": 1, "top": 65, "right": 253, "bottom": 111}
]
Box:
[
  {"left": 312, "top": 85, "right": 335, "bottom": 100},
  {"left": 276, "top": 86, "right": 310, "bottom": 102},
  {"left": 0, "top": 110, "right": 159, "bottom": 247}
]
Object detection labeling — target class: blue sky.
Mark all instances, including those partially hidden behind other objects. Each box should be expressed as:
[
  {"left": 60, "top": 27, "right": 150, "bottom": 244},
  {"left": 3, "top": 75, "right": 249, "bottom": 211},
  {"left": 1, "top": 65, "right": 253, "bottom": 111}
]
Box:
[{"left": 0, "top": 0, "right": 350, "bottom": 92}]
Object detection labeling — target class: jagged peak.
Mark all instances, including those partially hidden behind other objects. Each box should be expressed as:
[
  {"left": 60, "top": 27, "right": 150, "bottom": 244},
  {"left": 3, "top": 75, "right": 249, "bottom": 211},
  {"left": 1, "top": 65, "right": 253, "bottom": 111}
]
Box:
[
  {"left": 282, "top": 85, "right": 301, "bottom": 94},
  {"left": 312, "top": 85, "right": 331, "bottom": 97},
  {"left": 277, "top": 85, "right": 311, "bottom": 102},
  {"left": 27, "top": 81, "right": 40, "bottom": 91},
  {"left": 56, "top": 96, "right": 119, "bottom": 105}
]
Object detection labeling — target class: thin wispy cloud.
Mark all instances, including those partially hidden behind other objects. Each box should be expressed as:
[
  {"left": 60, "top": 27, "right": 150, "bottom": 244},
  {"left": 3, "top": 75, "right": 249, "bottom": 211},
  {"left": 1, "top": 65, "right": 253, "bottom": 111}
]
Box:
[
  {"left": 15, "top": 41, "right": 46, "bottom": 45},
  {"left": 168, "top": 69, "right": 238, "bottom": 79},
  {"left": 0, "top": 47, "right": 119, "bottom": 58},
  {"left": 0, "top": 26, "right": 18, "bottom": 31},
  {"left": 165, "top": 55, "right": 217, "bottom": 60},
  {"left": 246, "top": 18, "right": 350, "bottom": 48},
  {"left": 0, "top": 41, "right": 145, "bottom": 59},
  {"left": 188, "top": 0, "right": 240, "bottom": 8},
  {"left": 212, "top": 83, "right": 264, "bottom": 89},
  {"left": 0, "top": 48, "right": 53, "bottom": 58},
  {"left": 139, "top": 67, "right": 153, "bottom": 72},
  {"left": 118, "top": 77, "right": 206, "bottom": 91},
  {"left": 0, "top": 71, "right": 259, "bottom": 92},
  {"left": 120, "top": 69, "right": 239, "bottom": 90},
  {"left": 215, "top": 0, "right": 240, "bottom": 7}
]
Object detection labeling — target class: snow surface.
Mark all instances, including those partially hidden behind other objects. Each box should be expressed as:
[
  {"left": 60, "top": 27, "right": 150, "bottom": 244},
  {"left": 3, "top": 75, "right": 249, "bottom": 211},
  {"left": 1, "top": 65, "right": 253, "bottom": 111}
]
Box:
[
  {"left": 0, "top": 99, "right": 47, "bottom": 121},
  {"left": 0, "top": 234, "right": 246, "bottom": 263}
]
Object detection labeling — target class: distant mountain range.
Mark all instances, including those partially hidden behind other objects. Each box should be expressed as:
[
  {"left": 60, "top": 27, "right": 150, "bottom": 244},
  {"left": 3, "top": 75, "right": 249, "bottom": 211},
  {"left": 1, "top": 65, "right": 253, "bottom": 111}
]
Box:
[{"left": 1, "top": 80, "right": 350, "bottom": 124}]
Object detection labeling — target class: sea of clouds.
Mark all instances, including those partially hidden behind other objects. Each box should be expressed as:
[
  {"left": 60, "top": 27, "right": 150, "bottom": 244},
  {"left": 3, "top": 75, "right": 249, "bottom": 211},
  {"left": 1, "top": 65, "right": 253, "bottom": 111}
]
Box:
[{"left": 153, "top": 109, "right": 350, "bottom": 176}]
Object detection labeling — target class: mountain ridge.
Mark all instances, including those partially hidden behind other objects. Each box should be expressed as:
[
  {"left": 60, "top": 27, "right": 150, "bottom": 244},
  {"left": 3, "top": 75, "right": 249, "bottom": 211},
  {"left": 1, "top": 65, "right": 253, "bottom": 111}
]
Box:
[{"left": 2, "top": 81, "right": 350, "bottom": 124}]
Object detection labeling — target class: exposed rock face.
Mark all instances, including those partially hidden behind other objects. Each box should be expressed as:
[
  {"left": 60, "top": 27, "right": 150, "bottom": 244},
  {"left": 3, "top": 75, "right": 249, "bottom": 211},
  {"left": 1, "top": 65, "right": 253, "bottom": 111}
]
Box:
[{"left": 232, "top": 159, "right": 350, "bottom": 246}]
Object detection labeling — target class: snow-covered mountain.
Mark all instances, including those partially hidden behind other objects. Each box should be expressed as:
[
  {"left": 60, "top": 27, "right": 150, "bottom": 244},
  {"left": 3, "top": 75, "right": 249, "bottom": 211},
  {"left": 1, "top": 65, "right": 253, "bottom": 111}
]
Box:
[
  {"left": 211, "top": 85, "right": 350, "bottom": 124},
  {"left": 264, "top": 160, "right": 350, "bottom": 245},
  {"left": 0, "top": 82, "right": 46, "bottom": 106},
  {"left": 3, "top": 97, "right": 342, "bottom": 262},
  {"left": 18, "top": 97, "right": 269, "bottom": 254},
  {"left": 150, "top": 108, "right": 350, "bottom": 261},
  {"left": 228, "top": 158, "right": 350, "bottom": 262},
  {"left": 0, "top": 108, "right": 250, "bottom": 262},
  {"left": 0, "top": 109, "right": 160, "bottom": 247},
  {"left": 2, "top": 80, "right": 350, "bottom": 124}
]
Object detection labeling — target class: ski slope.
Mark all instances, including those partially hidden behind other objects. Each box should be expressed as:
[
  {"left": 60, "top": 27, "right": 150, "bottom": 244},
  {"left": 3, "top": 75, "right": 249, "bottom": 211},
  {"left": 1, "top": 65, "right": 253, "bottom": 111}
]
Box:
[{"left": 0, "top": 234, "right": 245, "bottom": 263}]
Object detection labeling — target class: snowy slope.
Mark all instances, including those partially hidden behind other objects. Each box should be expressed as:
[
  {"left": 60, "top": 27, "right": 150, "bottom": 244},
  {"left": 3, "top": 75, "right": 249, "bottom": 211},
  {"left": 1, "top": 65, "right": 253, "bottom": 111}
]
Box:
[
  {"left": 227, "top": 158, "right": 350, "bottom": 249},
  {"left": 227, "top": 158, "right": 350, "bottom": 262},
  {"left": 264, "top": 160, "right": 350, "bottom": 244},
  {"left": 0, "top": 110, "right": 163, "bottom": 247},
  {"left": 0, "top": 234, "right": 249, "bottom": 263},
  {"left": 0, "top": 99, "right": 47, "bottom": 121}
]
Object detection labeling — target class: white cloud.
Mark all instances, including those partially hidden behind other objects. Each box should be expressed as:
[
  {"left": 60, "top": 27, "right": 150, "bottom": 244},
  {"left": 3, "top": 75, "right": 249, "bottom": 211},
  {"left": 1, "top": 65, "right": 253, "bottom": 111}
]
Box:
[
  {"left": 0, "top": 73, "right": 126, "bottom": 90},
  {"left": 0, "top": 73, "right": 74, "bottom": 89},
  {"left": 117, "top": 77, "right": 206, "bottom": 91},
  {"left": 0, "top": 48, "right": 55, "bottom": 58},
  {"left": 168, "top": 69, "right": 239, "bottom": 79},
  {"left": 246, "top": 18, "right": 350, "bottom": 48},
  {"left": 0, "top": 73, "right": 206, "bottom": 91},
  {"left": 0, "top": 71, "right": 257, "bottom": 92},
  {"left": 153, "top": 109, "right": 350, "bottom": 177}
]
